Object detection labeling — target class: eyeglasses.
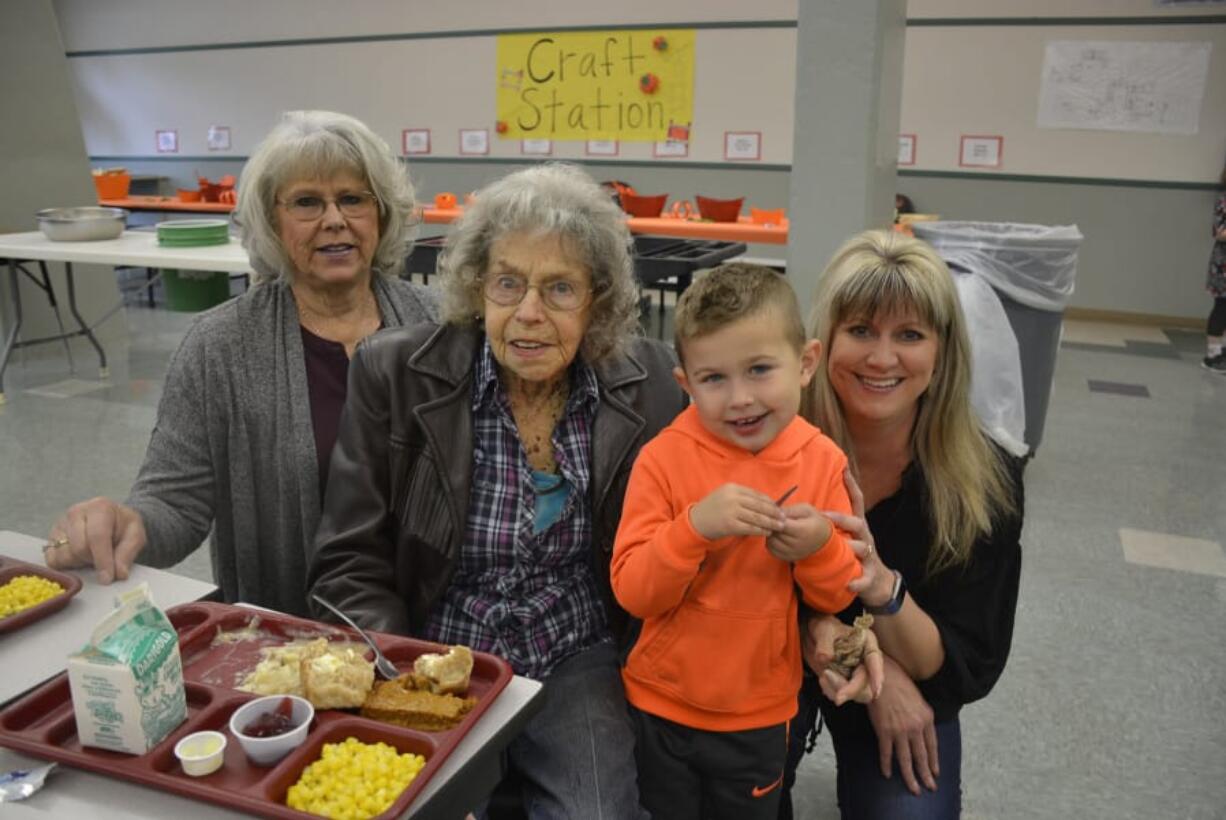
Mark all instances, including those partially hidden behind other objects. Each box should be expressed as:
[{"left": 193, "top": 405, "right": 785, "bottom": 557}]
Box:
[
  {"left": 277, "top": 191, "right": 380, "bottom": 222},
  {"left": 483, "top": 274, "right": 592, "bottom": 312}
]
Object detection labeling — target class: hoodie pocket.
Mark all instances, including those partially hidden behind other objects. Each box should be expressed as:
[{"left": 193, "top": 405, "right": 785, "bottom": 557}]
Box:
[{"left": 633, "top": 602, "right": 793, "bottom": 714}]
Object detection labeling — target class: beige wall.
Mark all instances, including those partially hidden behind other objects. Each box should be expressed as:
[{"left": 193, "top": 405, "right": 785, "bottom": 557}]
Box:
[{"left": 900, "top": 23, "right": 1226, "bottom": 182}]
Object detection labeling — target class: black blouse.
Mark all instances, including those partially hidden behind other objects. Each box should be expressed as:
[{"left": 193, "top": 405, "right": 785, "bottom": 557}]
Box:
[{"left": 824, "top": 450, "right": 1026, "bottom": 727}]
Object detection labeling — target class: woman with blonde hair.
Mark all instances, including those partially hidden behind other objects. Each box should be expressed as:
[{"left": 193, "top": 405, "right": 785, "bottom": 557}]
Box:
[{"left": 781, "top": 229, "right": 1025, "bottom": 820}]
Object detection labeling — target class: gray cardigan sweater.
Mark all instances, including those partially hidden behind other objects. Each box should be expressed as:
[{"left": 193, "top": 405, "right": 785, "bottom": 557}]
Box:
[{"left": 127, "top": 276, "right": 437, "bottom": 616}]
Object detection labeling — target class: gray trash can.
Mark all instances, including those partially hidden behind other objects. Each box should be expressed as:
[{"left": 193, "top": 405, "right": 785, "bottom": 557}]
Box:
[{"left": 912, "top": 221, "right": 1083, "bottom": 453}]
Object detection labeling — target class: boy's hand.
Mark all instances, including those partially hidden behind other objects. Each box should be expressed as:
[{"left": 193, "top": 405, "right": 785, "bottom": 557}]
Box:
[
  {"left": 689, "top": 484, "right": 786, "bottom": 542},
  {"left": 765, "top": 504, "right": 833, "bottom": 561}
]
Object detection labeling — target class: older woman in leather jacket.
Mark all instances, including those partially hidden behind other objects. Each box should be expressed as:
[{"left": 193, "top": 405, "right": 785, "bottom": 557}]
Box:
[{"left": 308, "top": 163, "right": 685, "bottom": 819}]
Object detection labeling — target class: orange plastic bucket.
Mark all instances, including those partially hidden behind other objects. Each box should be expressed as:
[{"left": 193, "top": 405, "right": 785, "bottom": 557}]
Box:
[{"left": 92, "top": 173, "right": 131, "bottom": 200}]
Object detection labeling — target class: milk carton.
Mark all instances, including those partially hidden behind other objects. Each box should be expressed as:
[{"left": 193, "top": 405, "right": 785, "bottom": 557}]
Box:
[{"left": 67, "top": 584, "right": 187, "bottom": 754}]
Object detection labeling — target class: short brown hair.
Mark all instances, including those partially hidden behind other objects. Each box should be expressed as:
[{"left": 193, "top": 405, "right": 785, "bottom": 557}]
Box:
[{"left": 673, "top": 263, "right": 805, "bottom": 364}]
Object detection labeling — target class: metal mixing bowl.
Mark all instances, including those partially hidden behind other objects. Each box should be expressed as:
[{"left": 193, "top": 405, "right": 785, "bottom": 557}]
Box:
[{"left": 36, "top": 207, "right": 127, "bottom": 241}]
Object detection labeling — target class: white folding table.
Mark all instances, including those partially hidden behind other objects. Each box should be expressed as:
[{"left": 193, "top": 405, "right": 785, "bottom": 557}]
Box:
[{"left": 0, "top": 230, "right": 252, "bottom": 404}]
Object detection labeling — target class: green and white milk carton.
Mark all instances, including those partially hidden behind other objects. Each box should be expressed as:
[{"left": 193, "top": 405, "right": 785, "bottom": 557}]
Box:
[{"left": 67, "top": 584, "right": 187, "bottom": 754}]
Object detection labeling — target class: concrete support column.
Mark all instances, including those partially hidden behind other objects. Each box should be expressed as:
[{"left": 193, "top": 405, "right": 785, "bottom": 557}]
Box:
[
  {"left": 787, "top": 0, "right": 906, "bottom": 316},
  {"left": 0, "top": 0, "right": 127, "bottom": 353}
]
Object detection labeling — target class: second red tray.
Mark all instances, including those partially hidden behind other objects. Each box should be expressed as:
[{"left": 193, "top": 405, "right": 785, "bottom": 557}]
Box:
[
  {"left": 0, "top": 601, "right": 512, "bottom": 818},
  {"left": 0, "top": 554, "right": 83, "bottom": 636}
]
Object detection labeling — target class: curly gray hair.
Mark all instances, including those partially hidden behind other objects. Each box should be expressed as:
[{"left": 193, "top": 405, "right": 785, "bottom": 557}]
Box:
[
  {"left": 437, "top": 163, "right": 640, "bottom": 363},
  {"left": 233, "top": 110, "right": 416, "bottom": 284}
]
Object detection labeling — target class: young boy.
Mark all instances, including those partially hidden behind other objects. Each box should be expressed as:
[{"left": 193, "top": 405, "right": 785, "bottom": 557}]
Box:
[{"left": 610, "top": 263, "right": 862, "bottom": 819}]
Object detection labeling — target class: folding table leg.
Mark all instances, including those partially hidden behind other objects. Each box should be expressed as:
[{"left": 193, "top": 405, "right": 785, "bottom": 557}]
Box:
[
  {"left": 62, "top": 262, "right": 108, "bottom": 378},
  {"left": 0, "top": 260, "right": 23, "bottom": 405},
  {"left": 38, "top": 261, "right": 75, "bottom": 373}
]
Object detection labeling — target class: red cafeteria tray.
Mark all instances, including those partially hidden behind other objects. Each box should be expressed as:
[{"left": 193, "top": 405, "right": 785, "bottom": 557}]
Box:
[
  {"left": 0, "top": 554, "right": 83, "bottom": 635},
  {"left": 0, "top": 601, "right": 513, "bottom": 818}
]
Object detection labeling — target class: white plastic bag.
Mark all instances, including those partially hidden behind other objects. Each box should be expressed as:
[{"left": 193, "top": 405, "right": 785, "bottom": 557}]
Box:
[
  {"left": 914, "top": 221, "right": 1082, "bottom": 313},
  {"left": 951, "top": 270, "right": 1029, "bottom": 458}
]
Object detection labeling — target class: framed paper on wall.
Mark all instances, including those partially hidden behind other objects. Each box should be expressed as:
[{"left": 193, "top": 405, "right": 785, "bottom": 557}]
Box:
[
  {"left": 402, "top": 129, "right": 431, "bottom": 155},
  {"left": 459, "top": 129, "right": 490, "bottom": 156},
  {"left": 724, "top": 131, "right": 761, "bottom": 161},
  {"left": 586, "top": 140, "right": 619, "bottom": 157},
  {"left": 959, "top": 135, "right": 1003, "bottom": 168},
  {"left": 898, "top": 134, "right": 916, "bottom": 166},
  {"left": 521, "top": 139, "right": 552, "bottom": 156},
  {"left": 155, "top": 129, "right": 178, "bottom": 153},
  {"left": 653, "top": 140, "right": 688, "bottom": 158}
]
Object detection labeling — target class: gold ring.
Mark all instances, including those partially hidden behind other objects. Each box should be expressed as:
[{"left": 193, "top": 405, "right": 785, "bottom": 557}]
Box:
[
  {"left": 865, "top": 543, "right": 874, "bottom": 557},
  {"left": 43, "top": 537, "right": 69, "bottom": 553}
]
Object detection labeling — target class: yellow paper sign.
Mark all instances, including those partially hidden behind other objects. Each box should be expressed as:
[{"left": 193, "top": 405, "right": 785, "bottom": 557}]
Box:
[{"left": 496, "top": 29, "right": 694, "bottom": 142}]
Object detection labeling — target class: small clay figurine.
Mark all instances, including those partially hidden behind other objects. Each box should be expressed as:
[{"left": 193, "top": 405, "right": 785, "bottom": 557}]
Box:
[{"left": 826, "top": 613, "right": 875, "bottom": 679}]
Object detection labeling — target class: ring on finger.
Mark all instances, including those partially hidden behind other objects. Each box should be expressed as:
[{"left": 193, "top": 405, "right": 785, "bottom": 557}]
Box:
[
  {"left": 865, "top": 542, "right": 874, "bottom": 558},
  {"left": 43, "top": 536, "right": 69, "bottom": 553}
]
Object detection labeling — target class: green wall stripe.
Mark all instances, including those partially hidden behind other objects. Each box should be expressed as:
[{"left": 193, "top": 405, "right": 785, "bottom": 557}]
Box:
[
  {"left": 898, "top": 168, "right": 1219, "bottom": 191},
  {"left": 65, "top": 20, "right": 795, "bottom": 58},
  {"left": 63, "top": 15, "right": 1226, "bottom": 58},
  {"left": 92, "top": 155, "right": 1215, "bottom": 189},
  {"left": 907, "top": 15, "right": 1226, "bottom": 27}
]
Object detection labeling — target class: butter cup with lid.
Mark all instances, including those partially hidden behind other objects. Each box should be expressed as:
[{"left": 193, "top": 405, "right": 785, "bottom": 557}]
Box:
[{"left": 174, "top": 730, "right": 227, "bottom": 776}]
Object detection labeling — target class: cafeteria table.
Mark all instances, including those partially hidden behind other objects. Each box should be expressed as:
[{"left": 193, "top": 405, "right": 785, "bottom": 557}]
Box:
[
  {"left": 99, "top": 196, "right": 234, "bottom": 215},
  {"left": 0, "top": 230, "right": 252, "bottom": 405},
  {"left": 0, "top": 529, "right": 546, "bottom": 818},
  {"left": 102, "top": 199, "right": 791, "bottom": 244}
]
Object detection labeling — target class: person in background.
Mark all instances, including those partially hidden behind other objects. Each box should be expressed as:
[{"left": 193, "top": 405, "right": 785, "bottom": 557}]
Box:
[
  {"left": 611, "top": 263, "right": 877, "bottom": 820},
  {"left": 45, "top": 110, "right": 436, "bottom": 617},
  {"left": 308, "top": 163, "right": 686, "bottom": 818},
  {"left": 781, "top": 229, "right": 1025, "bottom": 820},
  {"left": 1201, "top": 164, "right": 1226, "bottom": 374},
  {"left": 894, "top": 194, "right": 916, "bottom": 224}
]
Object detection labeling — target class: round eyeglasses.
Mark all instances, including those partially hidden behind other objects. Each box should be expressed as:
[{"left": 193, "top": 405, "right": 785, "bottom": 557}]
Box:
[
  {"left": 277, "top": 191, "right": 380, "bottom": 222},
  {"left": 483, "top": 274, "right": 591, "bottom": 312}
]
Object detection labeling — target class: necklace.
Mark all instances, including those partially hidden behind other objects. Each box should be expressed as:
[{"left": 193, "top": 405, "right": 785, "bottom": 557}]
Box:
[
  {"left": 293, "top": 288, "right": 380, "bottom": 354},
  {"left": 508, "top": 377, "right": 570, "bottom": 474}
]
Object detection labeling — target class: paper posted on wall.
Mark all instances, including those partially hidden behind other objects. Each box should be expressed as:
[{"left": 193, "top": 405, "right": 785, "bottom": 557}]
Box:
[{"left": 1036, "top": 40, "right": 1211, "bottom": 135}]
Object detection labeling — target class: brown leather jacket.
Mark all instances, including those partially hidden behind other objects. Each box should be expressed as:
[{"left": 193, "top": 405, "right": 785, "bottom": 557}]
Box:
[{"left": 307, "top": 322, "right": 686, "bottom": 644}]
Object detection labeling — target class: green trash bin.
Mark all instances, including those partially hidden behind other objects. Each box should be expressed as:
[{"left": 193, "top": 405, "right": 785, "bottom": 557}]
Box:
[{"left": 161, "top": 268, "right": 230, "bottom": 312}]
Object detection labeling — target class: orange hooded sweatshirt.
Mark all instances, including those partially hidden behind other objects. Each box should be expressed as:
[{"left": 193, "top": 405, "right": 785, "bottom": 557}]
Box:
[{"left": 611, "top": 405, "right": 860, "bottom": 732}]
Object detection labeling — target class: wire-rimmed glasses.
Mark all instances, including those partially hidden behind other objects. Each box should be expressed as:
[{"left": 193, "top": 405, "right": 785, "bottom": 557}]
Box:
[
  {"left": 483, "top": 273, "right": 592, "bottom": 312},
  {"left": 277, "top": 191, "right": 380, "bottom": 222}
]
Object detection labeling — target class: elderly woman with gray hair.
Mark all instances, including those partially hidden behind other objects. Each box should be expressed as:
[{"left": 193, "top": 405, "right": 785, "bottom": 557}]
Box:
[
  {"left": 45, "top": 110, "right": 436, "bottom": 617},
  {"left": 309, "top": 163, "right": 684, "bottom": 818}
]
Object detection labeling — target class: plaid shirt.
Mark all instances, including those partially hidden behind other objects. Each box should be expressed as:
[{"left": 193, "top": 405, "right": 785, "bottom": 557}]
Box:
[{"left": 422, "top": 340, "right": 609, "bottom": 680}]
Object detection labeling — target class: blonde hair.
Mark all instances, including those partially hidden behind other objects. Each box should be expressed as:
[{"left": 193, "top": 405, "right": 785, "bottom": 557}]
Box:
[
  {"left": 805, "top": 229, "right": 1016, "bottom": 573},
  {"left": 233, "top": 110, "right": 417, "bottom": 284},
  {"left": 673, "top": 263, "right": 804, "bottom": 366},
  {"left": 436, "top": 163, "right": 640, "bottom": 363}
]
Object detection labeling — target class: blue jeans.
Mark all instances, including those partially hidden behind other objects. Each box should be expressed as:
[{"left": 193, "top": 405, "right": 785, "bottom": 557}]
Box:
[
  {"left": 487, "top": 642, "right": 649, "bottom": 820},
  {"left": 829, "top": 715, "right": 963, "bottom": 820}
]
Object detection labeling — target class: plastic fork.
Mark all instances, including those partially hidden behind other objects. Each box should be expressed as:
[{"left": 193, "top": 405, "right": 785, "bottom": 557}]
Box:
[{"left": 310, "top": 594, "right": 400, "bottom": 680}]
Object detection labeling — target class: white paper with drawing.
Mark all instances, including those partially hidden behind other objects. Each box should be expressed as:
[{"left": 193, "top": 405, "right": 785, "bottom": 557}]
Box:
[{"left": 1037, "top": 41, "right": 1211, "bottom": 135}]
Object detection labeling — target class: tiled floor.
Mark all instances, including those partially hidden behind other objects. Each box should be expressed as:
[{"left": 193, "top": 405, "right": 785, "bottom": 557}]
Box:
[{"left": 0, "top": 310, "right": 1223, "bottom": 819}]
